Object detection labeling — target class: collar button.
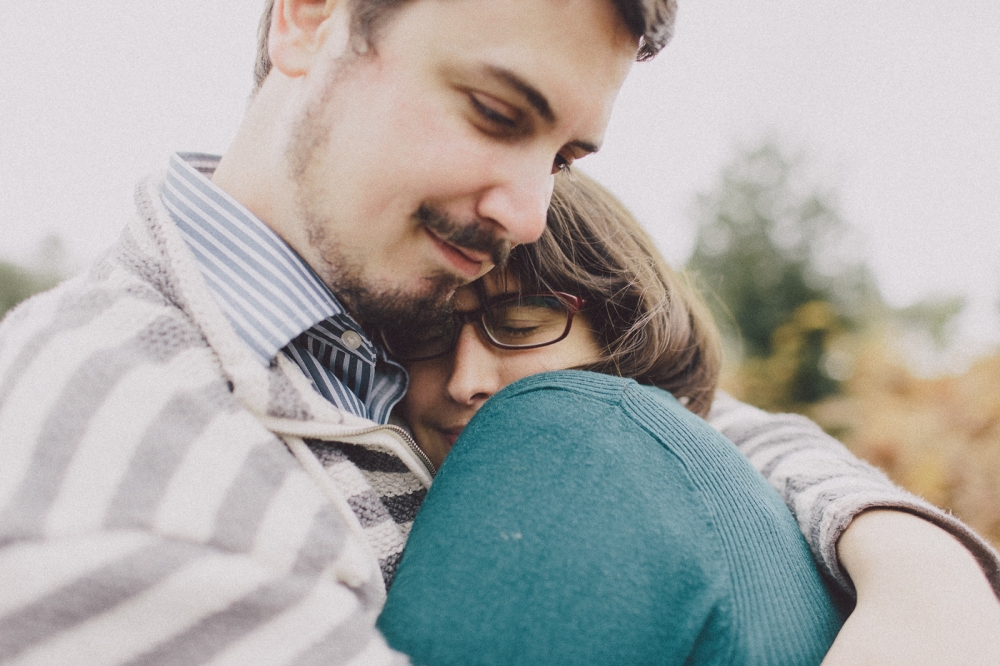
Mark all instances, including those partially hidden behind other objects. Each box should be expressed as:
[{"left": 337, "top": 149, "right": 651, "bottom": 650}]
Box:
[{"left": 341, "top": 330, "right": 364, "bottom": 350}]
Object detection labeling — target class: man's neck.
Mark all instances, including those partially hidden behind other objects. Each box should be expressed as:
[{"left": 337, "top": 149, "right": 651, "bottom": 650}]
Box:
[{"left": 213, "top": 80, "right": 309, "bottom": 275}]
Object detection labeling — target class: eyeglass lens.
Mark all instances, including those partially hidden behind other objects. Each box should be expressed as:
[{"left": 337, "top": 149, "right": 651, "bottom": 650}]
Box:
[
  {"left": 383, "top": 294, "right": 573, "bottom": 362},
  {"left": 483, "top": 295, "right": 571, "bottom": 347}
]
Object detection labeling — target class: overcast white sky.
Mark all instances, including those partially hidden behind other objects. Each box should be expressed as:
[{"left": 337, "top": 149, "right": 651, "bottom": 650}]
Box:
[{"left": 2, "top": 1, "right": 998, "bottom": 355}]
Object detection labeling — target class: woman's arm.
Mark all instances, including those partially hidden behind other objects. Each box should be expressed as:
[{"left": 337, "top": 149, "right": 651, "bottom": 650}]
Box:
[
  {"left": 709, "top": 393, "right": 1000, "bottom": 664},
  {"left": 823, "top": 510, "right": 1000, "bottom": 665},
  {"left": 708, "top": 391, "right": 1000, "bottom": 597}
]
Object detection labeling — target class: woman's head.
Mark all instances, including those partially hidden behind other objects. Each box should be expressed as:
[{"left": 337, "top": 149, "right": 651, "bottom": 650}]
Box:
[{"left": 394, "top": 171, "right": 721, "bottom": 468}]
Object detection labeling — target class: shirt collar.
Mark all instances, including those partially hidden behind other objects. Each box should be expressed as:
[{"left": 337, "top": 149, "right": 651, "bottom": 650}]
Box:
[{"left": 160, "top": 152, "right": 371, "bottom": 365}]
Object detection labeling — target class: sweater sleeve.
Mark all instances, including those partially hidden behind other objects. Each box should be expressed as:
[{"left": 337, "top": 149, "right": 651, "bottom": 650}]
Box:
[{"left": 707, "top": 391, "right": 1000, "bottom": 597}]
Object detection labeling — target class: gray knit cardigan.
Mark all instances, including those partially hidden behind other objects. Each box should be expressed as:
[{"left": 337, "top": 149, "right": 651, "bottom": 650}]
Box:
[{"left": 0, "top": 174, "right": 996, "bottom": 664}]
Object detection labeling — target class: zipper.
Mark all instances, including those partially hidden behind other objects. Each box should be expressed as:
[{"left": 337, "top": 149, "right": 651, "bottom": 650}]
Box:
[{"left": 330, "top": 422, "right": 437, "bottom": 478}]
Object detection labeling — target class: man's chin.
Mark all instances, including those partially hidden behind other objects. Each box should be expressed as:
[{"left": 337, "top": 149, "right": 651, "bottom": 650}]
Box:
[{"left": 338, "top": 278, "right": 460, "bottom": 329}]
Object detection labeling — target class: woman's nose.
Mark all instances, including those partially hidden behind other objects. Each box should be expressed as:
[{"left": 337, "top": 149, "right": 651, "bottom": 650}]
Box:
[{"left": 446, "top": 323, "right": 503, "bottom": 407}]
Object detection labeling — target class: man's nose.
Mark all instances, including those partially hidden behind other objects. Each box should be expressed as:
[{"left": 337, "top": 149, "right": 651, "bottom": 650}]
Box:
[
  {"left": 476, "top": 156, "right": 554, "bottom": 247},
  {"left": 446, "top": 324, "right": 503, "bottom": 407}
]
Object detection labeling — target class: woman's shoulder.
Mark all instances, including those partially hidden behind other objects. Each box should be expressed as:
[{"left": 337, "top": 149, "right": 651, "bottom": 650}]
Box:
[{"left": 492, "top": 368, "right": 634, "bottom": 400}]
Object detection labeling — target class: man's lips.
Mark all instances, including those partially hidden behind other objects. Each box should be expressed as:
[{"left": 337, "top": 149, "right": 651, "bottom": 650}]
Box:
[{"left": 426, "top": 229, "right": 491, "bottom": 278}]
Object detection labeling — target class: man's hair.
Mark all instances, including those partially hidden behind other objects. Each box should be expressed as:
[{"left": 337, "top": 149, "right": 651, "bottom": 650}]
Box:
[
  {"left": 499, "top": 171, "right": 721, "bottom": 417},
  {"left": 253, "top": 0, "right": 678, "bottom": 94}
]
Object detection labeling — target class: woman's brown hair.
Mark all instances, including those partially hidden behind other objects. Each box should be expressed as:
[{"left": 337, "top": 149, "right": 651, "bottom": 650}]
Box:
[{"left": 501, "top": 171, "right": 722, "bottom": 417}]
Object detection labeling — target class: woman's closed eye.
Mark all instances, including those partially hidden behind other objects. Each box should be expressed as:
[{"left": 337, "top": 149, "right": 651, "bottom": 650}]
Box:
[
  {"left": 488, "top": 306, "right": 567, "bottom": 343},
  {"left": 493, "top": 321, "right": 542, "bottom": 338}
]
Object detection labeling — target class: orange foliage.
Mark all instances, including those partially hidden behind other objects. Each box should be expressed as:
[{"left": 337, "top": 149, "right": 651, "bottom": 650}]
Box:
[{"left": 813, "top": 341, "right": 1000, "bottom": 550}]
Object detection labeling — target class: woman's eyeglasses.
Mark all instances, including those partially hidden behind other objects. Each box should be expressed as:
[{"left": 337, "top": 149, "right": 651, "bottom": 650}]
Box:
[{"left": 381, "top": 292, "right": 585, "bottom": 362}]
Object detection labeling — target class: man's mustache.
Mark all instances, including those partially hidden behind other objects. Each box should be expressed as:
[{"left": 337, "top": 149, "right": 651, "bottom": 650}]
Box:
[{"left": 416, "top": 204, "right": 511, "bottom": 268}]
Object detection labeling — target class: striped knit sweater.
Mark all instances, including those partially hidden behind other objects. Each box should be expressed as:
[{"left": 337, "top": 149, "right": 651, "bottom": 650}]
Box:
[
  {"left": 0, "top": 175, "right": 425, "bottom": 665},
  {"left": 1, "top": 172, "right": 997, "bottom": 664}
]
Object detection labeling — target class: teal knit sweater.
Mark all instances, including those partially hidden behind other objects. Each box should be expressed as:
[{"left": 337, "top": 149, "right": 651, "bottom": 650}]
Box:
[{"left": 379, "top": 371, "right": 845, "bottom": 665}]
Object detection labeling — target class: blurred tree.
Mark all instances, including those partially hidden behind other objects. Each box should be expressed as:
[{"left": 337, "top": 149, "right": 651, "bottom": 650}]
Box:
[
  {"left": 0, "top": 236, "right": 66, "bottom": 320},
  {"left": 0, "top": 262, "right": 53, "bottom": 320},
  {"left": 681, "top": 142, "right": 1000, "bottom": 542},
  {"left": 686, "top": 141, "right": 882, "bottom": 409},
  {"left": 894, "top": 296, "right": 966, "bottom": 348}
]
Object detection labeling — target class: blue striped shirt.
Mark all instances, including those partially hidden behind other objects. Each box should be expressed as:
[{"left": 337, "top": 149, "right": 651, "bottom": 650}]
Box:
[{"left": 160, "top": 152, "right": 407, "bottom": 424}]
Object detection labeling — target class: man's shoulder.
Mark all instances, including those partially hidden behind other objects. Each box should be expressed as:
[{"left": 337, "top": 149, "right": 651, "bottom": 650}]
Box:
[
  {"left": 2, "top": 252, "right": 204, "bottom": 371},
  {"left": 0, "top": 259, "right": 294, "bottom": 536},
  {"left": 0, "top": 256, "right": 239, "bottom": 459}
]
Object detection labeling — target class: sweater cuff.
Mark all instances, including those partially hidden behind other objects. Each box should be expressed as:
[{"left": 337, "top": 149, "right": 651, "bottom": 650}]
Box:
[
  {"left": 708, "top": 391, "right": 1000, "bottom": 599},
  {"left": 816, "top": 488, "right": 1000, "bottom": 599}
]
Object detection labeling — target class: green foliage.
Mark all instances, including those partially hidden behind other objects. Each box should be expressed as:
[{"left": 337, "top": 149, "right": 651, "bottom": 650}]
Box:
[
  {"left": 0, "top": 262, "right": 57, "bottom": 320},
  {"left": 687, "top": 141, "right": 968, "bottom": 409},
  {"left": 0, "top": 237, "right": 67, "bottom": 321},
  {"left": 894, "top": 296, "right": 966, "bottom": 349},
  {"left": 686, "top": 141, "right": 881, "bottom": 409}
]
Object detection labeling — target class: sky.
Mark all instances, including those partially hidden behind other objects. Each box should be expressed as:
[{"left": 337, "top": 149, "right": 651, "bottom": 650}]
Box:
[{"left": 2, "top": 1, "right": 999, "bottom": 361}]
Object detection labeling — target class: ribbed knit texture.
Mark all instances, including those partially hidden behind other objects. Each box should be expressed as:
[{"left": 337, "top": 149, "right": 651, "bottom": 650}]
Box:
[
  {"left": 379, "top": 371, "right": 845, "bottom": 665},
  {"left": 307, "top": 440, "right": 426, "bottom": 587}
]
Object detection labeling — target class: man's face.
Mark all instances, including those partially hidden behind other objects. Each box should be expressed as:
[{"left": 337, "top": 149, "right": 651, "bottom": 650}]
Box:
[{"left": 283, "top": 0, "right": 638, "bottom": 327}]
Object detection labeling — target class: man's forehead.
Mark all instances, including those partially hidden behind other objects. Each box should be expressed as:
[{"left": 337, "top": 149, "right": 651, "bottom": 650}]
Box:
[{"left": 408, "top": 0, "right": 637, "bottom": 138}]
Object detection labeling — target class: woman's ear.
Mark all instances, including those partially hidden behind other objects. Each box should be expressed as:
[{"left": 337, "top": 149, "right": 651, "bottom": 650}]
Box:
[{"left": 268, "top": 0, "right": 351, "bottom": 78}]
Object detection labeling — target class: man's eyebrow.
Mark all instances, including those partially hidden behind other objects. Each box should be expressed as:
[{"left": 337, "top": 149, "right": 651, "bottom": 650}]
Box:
[{"left": 482, "top": 66, "right": 601, "bottom": 155}]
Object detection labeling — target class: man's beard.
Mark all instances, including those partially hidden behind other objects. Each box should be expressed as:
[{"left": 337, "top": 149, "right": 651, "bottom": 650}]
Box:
[
  {"left": 285, "top": 53, "right": 510, "bottom": 330},
  {"left": 289, "top": 122, "right": 470, "bottom": 327},
  {"left": 308, "top": 231, "right": 463, "bottom": 330}
]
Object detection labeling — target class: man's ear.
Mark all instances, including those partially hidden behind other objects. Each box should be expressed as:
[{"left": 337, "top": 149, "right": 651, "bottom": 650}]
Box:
[{"left": 268, "top": 0, "right": 350, "bottom": 78}]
